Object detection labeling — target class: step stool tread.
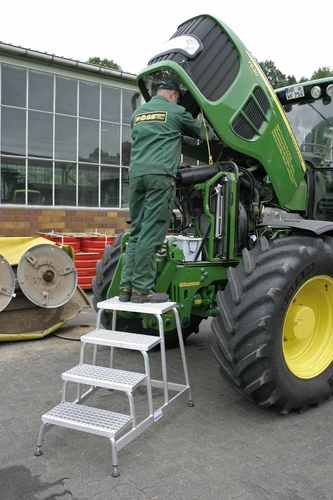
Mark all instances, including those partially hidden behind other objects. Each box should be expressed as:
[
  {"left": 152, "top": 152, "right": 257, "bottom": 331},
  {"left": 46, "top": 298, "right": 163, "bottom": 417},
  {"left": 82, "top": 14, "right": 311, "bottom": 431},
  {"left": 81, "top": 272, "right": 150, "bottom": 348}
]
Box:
[
  {"left": 81, "top": 329, "right": 160, "bottom": 351},
  {"left": 42, "top": 402, "right": 131, "bottom": 438},
  {"left": 97, "top": 296, "right": 177, "bottom": 315},
  {"left": 62, "top": 364, "right": 146, "bottom": 391}
]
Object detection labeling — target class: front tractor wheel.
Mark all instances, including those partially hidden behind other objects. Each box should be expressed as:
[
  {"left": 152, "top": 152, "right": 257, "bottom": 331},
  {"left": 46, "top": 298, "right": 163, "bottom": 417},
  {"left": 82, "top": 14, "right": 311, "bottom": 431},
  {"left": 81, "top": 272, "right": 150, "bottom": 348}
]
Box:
[{"left": 211, "top": 235, "right": 333, "bottom": 413}]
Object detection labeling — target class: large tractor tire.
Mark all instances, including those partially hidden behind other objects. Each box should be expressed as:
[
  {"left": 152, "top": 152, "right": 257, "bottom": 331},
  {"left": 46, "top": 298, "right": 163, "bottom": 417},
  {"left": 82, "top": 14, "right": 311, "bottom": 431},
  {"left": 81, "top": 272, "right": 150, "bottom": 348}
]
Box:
[
  {"left": 92, "top": 235, "right": 201, "bottom": 347},
  {"left": 211, "top": 235, "right": 333, "bottom": 413}
]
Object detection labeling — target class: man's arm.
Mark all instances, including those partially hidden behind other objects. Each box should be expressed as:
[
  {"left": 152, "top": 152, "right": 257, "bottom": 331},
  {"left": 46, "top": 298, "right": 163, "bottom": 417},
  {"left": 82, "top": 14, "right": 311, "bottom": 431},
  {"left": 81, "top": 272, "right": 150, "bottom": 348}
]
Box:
[{"left": 178, "top": 108, "right": 202, "bottom": 138}]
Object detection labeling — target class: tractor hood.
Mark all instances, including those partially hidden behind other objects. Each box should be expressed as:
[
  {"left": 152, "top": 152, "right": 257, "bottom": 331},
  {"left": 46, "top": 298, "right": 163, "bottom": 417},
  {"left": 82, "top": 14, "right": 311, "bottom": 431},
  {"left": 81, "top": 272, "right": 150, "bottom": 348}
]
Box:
[{"left": 137, "top": 14, "right": 308, "bottom": 212}]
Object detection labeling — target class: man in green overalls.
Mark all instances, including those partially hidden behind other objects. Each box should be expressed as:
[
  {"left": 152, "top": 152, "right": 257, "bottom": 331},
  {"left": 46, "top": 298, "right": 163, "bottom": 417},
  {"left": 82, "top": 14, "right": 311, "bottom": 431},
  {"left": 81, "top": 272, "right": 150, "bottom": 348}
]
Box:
[{"left": 119, "top": 79, "right": 202, "bottom": 303}]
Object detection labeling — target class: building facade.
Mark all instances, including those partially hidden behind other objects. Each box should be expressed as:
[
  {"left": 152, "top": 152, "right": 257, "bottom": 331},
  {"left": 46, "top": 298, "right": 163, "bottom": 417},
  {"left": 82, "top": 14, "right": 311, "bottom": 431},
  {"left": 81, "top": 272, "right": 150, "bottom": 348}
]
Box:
[{"left": 0, "top": 43, "right": 138, "bottom": 236}]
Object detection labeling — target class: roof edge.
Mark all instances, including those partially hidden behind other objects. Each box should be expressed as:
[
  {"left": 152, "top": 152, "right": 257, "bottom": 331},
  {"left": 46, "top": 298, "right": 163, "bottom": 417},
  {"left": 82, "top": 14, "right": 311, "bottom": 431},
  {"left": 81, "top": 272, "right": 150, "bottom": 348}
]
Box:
[{"left": 0, "top": 41, "right": 137, "bottom": 82}]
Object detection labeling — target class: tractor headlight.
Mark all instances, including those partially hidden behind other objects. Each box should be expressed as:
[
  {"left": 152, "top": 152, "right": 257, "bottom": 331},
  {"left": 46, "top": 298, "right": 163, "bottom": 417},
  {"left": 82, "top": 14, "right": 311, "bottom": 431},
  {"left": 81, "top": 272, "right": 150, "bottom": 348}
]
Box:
[
  {"left": 151, "top": 35, "right": 202, "bottom": 60},
  {"left": 326, "top": 84, "right": 333, "bottom": 98},
  {"left": 311, "top": 85, "right": 322, "bottom": 99}
]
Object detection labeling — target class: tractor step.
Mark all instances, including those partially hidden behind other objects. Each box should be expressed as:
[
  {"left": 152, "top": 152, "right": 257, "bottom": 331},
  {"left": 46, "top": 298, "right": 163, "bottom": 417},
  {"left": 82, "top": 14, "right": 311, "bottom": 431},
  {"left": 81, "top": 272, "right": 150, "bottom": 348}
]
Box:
[{"left": 62, "top": 364, "right": 146, "bottom": 392}]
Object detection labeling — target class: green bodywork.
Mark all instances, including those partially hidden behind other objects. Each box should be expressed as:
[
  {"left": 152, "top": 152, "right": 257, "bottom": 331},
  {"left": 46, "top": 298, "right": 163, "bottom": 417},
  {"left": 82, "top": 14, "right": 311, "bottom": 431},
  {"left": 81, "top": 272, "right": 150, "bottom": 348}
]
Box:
[
  {"left": 103, "top": 14, "right": 333, "bottom": 334},
  {"left": 138, "top": 14, "right": 307, "bottom": 212}
]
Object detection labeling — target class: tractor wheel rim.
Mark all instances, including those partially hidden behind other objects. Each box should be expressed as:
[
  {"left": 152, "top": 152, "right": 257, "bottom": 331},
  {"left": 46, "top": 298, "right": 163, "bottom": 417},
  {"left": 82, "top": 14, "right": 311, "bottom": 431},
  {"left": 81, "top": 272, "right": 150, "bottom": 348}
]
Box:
[{"left": 282, "top": 275, "right": 333, "bottom": 379}]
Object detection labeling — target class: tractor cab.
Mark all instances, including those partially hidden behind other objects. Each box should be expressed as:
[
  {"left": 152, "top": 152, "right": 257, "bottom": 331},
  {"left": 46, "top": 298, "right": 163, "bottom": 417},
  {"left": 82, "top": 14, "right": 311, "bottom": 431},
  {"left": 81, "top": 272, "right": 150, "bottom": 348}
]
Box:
[{"left": 277, "top": 79, "right": 333, "bottom": 219}]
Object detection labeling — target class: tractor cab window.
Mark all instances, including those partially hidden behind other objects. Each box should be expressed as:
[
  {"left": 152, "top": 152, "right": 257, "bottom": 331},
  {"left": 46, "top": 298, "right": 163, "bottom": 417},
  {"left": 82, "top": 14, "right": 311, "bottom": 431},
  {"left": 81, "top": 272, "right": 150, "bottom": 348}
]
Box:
[
  {"left": 285, "top": 97, "right": 333, "bottom": 220},
  {"left": 285, "top": 98, "right": 333, "bottom": 167}
]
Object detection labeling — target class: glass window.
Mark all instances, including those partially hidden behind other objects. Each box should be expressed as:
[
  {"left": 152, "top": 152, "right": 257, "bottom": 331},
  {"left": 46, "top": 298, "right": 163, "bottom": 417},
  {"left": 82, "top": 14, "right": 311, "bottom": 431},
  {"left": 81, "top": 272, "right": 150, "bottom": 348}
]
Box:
[
  {"left": 79, "top": 81, "right": 99, "bottom": 119},
  {"left": 101, "top": 122, "right": 120, "bottom": 165},
  {"left": 101, "top": 166, "right": 119, "bottom": 207},
  {"left": 28, "top": 111, "right": 53, "bottom": 158},
  {"left": 29, "top": 71, "right": 53, "bottom": 111},
  {"left": 1, "top": 156, "right": 26, "bottom": 204},
  {"left": 122, "top": 89, "right": 139, "bottom": 124},
  {"left": 121, "top": 167, "right": 129, "bottom": 207},
  {"left": 55, "top": 161, "right": 76, "bottom": 206},
  {"left": 78, "top": 164, "right": 98, "bottom": 206},
  {"left": 55, "top": 115, "right": 77, "bottom": 161},
  {"left": 1, "top": 107, "right": 26, "bottom": 156},
  {"left": 79, "top": 119, "right": 99, "bottom": 162},
  {"left": 102, "top": 85, "right": 120, "bottom": 122},
  {"left": 1, "top": 64, "right": 26, "bottom": 107},
  {"left": 122, "top": 125, "right": 132, "bottom": 166},
  {"left": 28, "top": 158, "right": 52, "bottom": 205},
  {"left": 56, "top": 76, "right": 77, "bottom": 115}
]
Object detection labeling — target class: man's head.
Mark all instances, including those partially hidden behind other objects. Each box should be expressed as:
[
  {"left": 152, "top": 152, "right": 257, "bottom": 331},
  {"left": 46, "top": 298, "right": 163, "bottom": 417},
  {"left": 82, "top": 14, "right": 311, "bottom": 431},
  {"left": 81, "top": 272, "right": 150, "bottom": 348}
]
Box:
[{"left": 156, "top": 78, "right": 181, "bottom": 103}]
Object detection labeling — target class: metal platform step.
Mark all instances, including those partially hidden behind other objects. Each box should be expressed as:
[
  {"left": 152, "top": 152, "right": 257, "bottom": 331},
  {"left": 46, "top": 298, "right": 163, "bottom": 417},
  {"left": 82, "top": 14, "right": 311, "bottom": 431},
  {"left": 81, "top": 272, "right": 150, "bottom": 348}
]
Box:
[
  {"left": 36, "top": 294, "right": 192, "bottom": 478},
  {"left": 97, "top": 296, "right": 177, "bottom": 315},
  {"left": 42, "top": 402, "right": 132, "bottom": 438},
  {"left": 81, "top": 329, "right": 160, "bottom": 351},
  {"left": 62, "top": 364, "right": 146, "bottom": 392}
]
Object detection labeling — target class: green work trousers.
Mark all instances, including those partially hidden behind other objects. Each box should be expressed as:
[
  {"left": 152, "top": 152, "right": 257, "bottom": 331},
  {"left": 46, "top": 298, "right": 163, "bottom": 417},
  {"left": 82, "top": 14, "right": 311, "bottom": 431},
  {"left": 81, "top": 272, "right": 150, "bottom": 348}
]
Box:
[{"left": 120, "top": 174, "right": 175, "bottom": 293}]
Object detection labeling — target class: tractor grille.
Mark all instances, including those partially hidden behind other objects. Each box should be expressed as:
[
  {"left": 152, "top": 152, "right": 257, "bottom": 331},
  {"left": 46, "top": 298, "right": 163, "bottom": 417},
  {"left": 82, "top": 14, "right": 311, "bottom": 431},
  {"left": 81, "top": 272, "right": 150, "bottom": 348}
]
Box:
[
  {"left": 243, "top": 96, "right": 264, "bottom": 130},
  {"left": 253, "top": 86, "right": 270, "bottom": 114},
  {"left": 232, "top": 115, "right": 256, "bottom": 140},
  {"left": 149, "top": 16, "right": 240, "bottom": 102},
  {"left": 232, "top": 86, "right": 271, "bottom": 140}
]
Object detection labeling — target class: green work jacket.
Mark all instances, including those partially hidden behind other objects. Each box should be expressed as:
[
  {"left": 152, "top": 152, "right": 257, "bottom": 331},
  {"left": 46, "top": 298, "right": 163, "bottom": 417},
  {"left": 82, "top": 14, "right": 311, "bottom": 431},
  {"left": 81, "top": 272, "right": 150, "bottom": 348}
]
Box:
[{"left": 129, "top": 95, "right": 202, "bottom": 178}]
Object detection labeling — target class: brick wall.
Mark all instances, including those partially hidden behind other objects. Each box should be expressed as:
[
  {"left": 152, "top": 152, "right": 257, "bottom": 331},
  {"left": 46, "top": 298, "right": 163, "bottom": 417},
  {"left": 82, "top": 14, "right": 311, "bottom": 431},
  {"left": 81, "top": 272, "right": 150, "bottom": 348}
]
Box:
[{"left": 0, "top": 207, "right": 129, "bottom": 236}]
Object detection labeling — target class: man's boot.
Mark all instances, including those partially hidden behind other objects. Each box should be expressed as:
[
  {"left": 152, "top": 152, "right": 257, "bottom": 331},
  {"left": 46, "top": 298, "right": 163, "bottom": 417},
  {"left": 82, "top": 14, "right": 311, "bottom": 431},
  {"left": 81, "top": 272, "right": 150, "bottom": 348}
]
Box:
[
  {"left": 131, "top": 290, "right": 169, "bottom": 303},
  {"left": 119, "top": 288, "right": 132, "bottom": 302}
]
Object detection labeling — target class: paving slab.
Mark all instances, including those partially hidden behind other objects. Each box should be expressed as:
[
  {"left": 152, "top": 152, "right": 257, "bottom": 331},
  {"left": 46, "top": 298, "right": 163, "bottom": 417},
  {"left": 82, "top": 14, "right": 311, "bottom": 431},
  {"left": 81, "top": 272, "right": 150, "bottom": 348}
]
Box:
[{"left": 1, "top": 305, "right": 333, "bottom": 500}]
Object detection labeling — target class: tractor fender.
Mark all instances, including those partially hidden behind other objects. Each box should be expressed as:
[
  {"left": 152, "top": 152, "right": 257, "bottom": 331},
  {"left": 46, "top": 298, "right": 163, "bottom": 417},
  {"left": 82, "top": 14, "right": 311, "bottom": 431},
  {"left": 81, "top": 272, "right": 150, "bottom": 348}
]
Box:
[{"left": 263, "top": 219, "right": 333, "bottom": 236}]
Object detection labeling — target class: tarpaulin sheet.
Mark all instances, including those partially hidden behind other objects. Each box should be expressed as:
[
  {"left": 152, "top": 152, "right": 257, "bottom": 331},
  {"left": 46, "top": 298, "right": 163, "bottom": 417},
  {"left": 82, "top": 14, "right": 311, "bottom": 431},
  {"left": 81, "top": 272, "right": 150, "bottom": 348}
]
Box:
[
  {"left": 0, "top": 236, "right": 55, "bottom": 265},
  {"left": 0, "top": 237, "right": 91, "bottom": 341}
]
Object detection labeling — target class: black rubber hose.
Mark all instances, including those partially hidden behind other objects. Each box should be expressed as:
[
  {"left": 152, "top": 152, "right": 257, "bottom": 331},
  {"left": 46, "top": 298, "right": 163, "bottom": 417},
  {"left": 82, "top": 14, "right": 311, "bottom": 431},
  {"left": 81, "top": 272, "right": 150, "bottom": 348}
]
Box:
[
  {"left": 177, "top": 166, "right": 219, "bottom": 186},
  {"left": 194, "top": 224, "right": 211, "bottom": 261}
]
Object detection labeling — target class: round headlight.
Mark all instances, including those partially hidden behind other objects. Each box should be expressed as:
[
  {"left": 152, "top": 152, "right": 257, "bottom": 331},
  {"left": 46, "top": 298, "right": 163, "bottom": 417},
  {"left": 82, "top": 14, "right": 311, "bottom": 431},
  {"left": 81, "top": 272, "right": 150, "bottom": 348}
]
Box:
[
  {"left": 326, "top": 84, "right": 333, "bottom": 98},
  {"left": 311, "top": 85, "right": 322, "bottom": 99}
]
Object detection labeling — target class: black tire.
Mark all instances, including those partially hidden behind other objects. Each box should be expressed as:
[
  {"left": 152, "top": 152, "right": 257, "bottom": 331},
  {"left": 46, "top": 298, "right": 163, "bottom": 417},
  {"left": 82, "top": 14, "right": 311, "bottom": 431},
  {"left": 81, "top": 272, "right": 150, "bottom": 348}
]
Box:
[
  {"left": 92, "top": 235, "right": 200, "bottom": 347},
  {"left": 211, "top": 235, "right": 333, "bottom": 413}
]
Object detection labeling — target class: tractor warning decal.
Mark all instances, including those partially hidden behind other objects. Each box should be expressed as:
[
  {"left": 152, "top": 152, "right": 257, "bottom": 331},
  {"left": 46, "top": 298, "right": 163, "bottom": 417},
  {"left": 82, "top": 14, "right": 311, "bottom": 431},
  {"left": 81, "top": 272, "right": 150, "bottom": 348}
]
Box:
[{"left": 272, "top": 124, "right": 297, "bottom": 187}]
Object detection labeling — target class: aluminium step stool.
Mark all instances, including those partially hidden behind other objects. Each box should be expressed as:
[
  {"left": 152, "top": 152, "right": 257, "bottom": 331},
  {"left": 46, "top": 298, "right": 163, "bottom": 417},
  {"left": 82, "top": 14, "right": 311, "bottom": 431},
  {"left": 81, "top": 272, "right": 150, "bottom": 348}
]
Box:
[{"left": 35, "top": 297, "right": 193, "bottom": 477}]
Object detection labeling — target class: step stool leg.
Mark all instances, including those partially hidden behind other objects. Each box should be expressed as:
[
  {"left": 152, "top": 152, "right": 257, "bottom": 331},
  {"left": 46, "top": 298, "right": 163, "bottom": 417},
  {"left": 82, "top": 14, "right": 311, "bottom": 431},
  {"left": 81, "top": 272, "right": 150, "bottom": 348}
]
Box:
[
  {"left": 112, "top": 310, "right": 117, "bottom": 330},
  {"left": 127, "top": 392, "right": 136, "bottom": 427},
  {"left": 110, "top": 438, "right": 120, "bottom": 477},
  {"left": 108, "top": 310, "right": 117, "bottom": 368},
  {"left": 142, "top": 351, "right": 153, "bottom": 416},
  {"left": 156, "top": 314, "right": 168, "bottom": 405},
  {"left": 76, "top": 343, "right": 87, "bottom": 401},
  {"left": 34, "top": 422, "right": 48, "bottom": 456},
  {"left": 61, "top": 381, "right": 68, "bottom": 402},
  {"left": 109, "top": 347, "right": 115, "bottom": 368},
  {"left": 96, "top": 309, "right": 103, "bottom": 328},
  {"left": 172, "top": 306, "right": 193, "bottom": 406}
]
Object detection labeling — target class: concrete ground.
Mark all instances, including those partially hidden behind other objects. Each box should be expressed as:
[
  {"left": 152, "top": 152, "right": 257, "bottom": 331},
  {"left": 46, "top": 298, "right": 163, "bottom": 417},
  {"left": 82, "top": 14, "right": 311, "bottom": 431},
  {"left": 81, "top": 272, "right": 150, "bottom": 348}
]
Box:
[{"left": 1, "top": 301, "right": 333, "bottom": 500}]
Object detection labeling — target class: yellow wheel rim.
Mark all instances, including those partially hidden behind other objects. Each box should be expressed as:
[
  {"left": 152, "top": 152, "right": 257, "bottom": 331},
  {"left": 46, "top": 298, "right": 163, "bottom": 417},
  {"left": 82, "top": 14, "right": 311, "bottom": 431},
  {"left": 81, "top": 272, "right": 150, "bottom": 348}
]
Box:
[{"left": 282, "top": 275, "right": 333, "bottom": 379}]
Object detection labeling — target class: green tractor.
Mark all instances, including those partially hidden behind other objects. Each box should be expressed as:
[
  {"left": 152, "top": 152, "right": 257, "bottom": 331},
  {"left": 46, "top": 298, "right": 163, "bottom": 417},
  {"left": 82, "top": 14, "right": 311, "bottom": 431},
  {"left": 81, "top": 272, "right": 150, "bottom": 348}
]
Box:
[{"left": 93, "top": 14, "right": 333, "bottom": 413}]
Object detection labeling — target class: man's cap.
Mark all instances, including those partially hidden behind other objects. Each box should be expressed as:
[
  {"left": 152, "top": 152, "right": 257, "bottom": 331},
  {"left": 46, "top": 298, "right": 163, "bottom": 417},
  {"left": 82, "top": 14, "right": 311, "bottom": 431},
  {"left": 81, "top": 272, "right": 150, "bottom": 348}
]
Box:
[{"left": 157, "top": 78, "right": 181, "bottom": 93}]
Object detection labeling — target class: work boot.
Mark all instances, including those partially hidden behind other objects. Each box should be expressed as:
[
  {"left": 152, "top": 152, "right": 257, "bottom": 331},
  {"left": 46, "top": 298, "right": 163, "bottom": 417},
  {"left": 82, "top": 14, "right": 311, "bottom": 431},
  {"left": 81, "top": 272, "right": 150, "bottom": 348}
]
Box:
[
  {"left": 119, "top": 287, "right": 132, "bottom": 302},
  {"left": 131, "top": 290, "right": 169, "bottom": 303}
]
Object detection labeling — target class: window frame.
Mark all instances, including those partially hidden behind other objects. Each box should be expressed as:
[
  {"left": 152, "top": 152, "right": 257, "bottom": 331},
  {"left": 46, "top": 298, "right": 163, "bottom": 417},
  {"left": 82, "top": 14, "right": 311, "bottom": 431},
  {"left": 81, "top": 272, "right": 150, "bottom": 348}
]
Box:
[{"left": 0, "top": 60, "right": 137, "bottom": 209}]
